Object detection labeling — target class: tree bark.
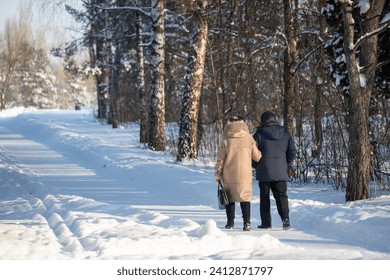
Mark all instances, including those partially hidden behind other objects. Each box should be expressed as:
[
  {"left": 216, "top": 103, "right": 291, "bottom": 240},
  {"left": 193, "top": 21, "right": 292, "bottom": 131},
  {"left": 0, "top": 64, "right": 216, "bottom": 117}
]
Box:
[
  {"left": 104, "top": 7, "right": 119, "bottom": 129},
  {"left": 313, "top": 0, "right": 327, "bottom": 157},
  {"left": 89, "top": 0, "right": 108, "bottom": 120},
  {"left": 148, "top": 0, "right": 166, "bottom": 151},
  {"left": 283, "top": 0, "right": 298, "bottom": 135},
  {"left": 136, "top": 12, "right": 148, "bottom": 144},
  {"left": 340, "top": 0, "right": 386, "bottom": 201},
  {"left": 177, "top": 0, "right": 209, "bottom": 161}
]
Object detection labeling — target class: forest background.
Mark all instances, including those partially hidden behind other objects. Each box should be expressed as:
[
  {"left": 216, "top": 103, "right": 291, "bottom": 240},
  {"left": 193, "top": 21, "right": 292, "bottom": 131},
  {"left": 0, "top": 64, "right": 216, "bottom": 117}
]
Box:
[{"left": 0, "top": 0, "right": 389, "bottom": 202}]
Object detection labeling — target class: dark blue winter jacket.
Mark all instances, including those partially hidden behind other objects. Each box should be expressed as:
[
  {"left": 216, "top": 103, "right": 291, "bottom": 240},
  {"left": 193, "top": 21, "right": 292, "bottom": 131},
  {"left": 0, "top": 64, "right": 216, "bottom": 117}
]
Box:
[{"left": 253, "top": 122, "right": 297, "bottom": 182}]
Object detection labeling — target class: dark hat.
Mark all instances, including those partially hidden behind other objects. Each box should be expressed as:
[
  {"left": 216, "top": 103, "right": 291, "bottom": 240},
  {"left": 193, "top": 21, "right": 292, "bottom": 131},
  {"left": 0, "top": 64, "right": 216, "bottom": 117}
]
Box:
[{"left": 260, "top": 111, "right": 277, "bottom": 126}]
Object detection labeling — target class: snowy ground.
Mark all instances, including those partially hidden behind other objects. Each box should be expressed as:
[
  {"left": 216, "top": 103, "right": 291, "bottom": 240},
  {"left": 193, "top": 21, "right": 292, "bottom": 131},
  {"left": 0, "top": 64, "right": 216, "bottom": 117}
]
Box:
[{"left": 0, "top": 108, "right": 389, "bottom": 277}]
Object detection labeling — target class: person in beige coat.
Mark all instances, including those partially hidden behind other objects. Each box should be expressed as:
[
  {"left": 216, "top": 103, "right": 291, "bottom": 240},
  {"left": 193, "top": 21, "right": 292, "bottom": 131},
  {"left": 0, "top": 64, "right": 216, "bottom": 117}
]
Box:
[{"left": 215, "top": 116, "right": 262, "bottom": 231}]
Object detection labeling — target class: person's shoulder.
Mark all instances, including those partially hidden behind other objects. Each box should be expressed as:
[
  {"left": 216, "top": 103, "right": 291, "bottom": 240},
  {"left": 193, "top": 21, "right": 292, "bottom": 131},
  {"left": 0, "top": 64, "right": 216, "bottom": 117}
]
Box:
[
  {"left": 280, "top": 126, "right": 292, "bottom": 136},
  {"left": 253, "top": 128, "right": 263, "bottom": 139}
]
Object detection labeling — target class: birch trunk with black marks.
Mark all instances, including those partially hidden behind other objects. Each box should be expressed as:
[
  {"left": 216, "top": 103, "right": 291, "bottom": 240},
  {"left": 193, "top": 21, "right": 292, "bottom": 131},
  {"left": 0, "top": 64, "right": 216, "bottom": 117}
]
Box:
[
  {"left": 148, "top": 0, "right": 166, "bottom": 151},
  {"left": 177, "top": 0, "right": 209, "bottom": 161}
]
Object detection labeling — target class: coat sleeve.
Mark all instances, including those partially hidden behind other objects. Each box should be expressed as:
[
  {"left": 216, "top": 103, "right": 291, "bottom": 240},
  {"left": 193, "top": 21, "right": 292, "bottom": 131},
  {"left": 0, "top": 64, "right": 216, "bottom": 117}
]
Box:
[
  {"left": 286, "top": 133, "right": 297, "bottom": 165},
  {"left": 251, "top": 132, "right": 261, "bottom": 168},
  {"left": 251, "top": 137, "right": 262, "bottom": 163},
  {"left": 215, "top": 141, "right": 226, "bottom": 181}
]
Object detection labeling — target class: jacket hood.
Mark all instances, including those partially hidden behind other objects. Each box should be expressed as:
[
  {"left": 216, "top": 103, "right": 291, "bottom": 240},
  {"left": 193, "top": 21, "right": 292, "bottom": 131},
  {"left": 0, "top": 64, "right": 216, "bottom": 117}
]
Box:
[
  {"left": 260, "top": 123, "right": 285, "bottom": 140},
  {"left": 260, "top": 111, "right": 277, "bottom": 127},
  {"left": 224, "top": 121, "right": 250, "bottom": 138}
]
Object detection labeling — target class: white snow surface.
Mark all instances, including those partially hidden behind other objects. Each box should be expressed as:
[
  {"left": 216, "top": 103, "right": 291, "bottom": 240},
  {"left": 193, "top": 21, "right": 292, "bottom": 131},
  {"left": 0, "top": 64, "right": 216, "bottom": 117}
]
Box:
[{"left": 0, "top": 108, "right": 389, "bottom": 260}]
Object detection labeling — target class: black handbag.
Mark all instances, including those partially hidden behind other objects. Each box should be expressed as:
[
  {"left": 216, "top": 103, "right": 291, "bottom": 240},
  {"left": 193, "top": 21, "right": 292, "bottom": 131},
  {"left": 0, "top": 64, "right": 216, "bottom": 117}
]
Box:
[{"left": 217, "top": 181, "right": 229, "bottom": 209}]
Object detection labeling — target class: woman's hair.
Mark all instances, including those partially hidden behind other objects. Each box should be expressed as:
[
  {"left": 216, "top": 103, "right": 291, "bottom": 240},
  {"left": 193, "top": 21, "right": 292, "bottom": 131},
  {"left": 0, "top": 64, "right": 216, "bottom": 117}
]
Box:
[{"left": 228, "top": 115, "right": 244, "bottom": 122}]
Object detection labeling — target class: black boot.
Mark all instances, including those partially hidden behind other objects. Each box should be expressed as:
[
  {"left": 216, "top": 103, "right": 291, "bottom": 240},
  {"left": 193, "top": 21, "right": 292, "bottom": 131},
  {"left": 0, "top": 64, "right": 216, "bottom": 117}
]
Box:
[
  {"left": 225, "top": 202, "right": 235, "bottom": 229},
  {"left": 257, "top": 225, "right": 272, "bottom": 229},
  {"left": 240, "top": 202, "right": 251, "bottom": 231},
  {"left": 243, "top": 223, "right": 251, "bottom": 231},
  {"left": 282, "top": 218, "right": 290, "bottom": 230},
  {"left": 225, "top": 221, "right": 234, "bottom": 229}
]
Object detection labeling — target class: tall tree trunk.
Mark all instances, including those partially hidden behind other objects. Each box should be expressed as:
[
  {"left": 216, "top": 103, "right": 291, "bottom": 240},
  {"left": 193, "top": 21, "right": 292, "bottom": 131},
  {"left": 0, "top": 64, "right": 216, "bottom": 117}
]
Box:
[
  {"left": 95, "top": 55, "right": 108, "bottom": 120},
  {"left": 340, "top": 0, "right": 386, "bottom": 201},
  {"left": 107, "top": 59, "right": 117, "bottom": 127},
  {"left": 148, "top": 0, "right": 166, "bottom": 151},
  {"left": 313, "top": 0, "right": 327, "bottom": 157},
  {"left": 136, "top": 12, "right": 148, "bottom": 144},
  {"left": 217, "top": 0, "right": 237, "bottom": 128},
  {"left": 177, "top": 0, "right": 209, "bottom": 161},
  {"left": 105, "top": 8, "right": 119, "bottom": 129},
  {"left": 89, "top": 0, "right": 108, "bottom": 120},
  {"left": 219, "top": 0, "right": 228, "bottom": 123},
  {"left": 283, "top": 0, "right": 298, "bottom": 135}
]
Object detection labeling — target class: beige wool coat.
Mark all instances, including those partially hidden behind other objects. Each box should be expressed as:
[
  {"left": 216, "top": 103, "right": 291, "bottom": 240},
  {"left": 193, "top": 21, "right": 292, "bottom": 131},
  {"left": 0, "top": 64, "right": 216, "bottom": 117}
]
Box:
[{"left": 215, "top": 121, "right": 262, "bottom": 202}]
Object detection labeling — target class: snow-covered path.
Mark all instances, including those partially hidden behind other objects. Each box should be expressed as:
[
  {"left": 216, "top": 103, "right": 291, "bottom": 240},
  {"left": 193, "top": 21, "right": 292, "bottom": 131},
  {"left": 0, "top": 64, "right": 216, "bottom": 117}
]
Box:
[{"left": 0, "top": 109, "right": 389, "bottom": 260}]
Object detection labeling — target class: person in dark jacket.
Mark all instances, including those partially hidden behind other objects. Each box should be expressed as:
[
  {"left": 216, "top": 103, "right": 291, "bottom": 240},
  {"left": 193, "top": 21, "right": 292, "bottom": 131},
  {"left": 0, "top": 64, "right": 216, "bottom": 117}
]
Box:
[{"left": 253, "top": 111, "right": 297, "bottom": 230}]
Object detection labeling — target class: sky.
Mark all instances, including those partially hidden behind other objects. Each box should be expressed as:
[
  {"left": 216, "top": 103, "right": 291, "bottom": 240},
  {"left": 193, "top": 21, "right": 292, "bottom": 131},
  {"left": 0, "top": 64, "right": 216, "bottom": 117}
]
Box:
[
  {"left": 0, "top": 107, "right": 389, "bottom": 279},
  {"left": 0, "top": 0, "right": 20, "bottom": 31},
  {"left": 0, "top": 0, "right": 79, "bottom": 44}
]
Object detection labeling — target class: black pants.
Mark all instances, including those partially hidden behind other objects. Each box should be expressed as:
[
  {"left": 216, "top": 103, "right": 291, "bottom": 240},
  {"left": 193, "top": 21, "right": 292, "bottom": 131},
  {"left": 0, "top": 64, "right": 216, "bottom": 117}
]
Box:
[
  {"left": 259, "top": 181, "right": 289, "bottom": 227},
  {"left": 226, "top": 201, "right": 251, "bottom": 225}
]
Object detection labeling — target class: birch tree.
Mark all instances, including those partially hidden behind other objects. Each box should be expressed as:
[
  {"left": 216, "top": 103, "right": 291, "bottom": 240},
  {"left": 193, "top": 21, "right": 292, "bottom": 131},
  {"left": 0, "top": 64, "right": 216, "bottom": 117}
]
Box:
[
  {"left": 136, "top": 11, "right": 148, "bottom": 144},
  {"left": 177, "top": 0, "right": 210, "bottom": 161},
  {"left": 148, "top": 0, "right": 166, "bottom": 151}
]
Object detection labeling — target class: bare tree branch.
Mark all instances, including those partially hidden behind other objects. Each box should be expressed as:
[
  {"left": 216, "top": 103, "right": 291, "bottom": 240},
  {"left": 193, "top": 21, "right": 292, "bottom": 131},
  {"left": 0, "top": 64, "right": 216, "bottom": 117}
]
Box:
[{"left": 353, "top": 21, "right": 390, "bottom": 53}]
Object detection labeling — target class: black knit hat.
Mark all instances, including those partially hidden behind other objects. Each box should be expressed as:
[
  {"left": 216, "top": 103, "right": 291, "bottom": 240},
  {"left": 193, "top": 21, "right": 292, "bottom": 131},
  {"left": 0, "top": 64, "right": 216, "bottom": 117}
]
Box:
[{"left": 260, "top": 111, "right": 277, "bottom": 126}]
